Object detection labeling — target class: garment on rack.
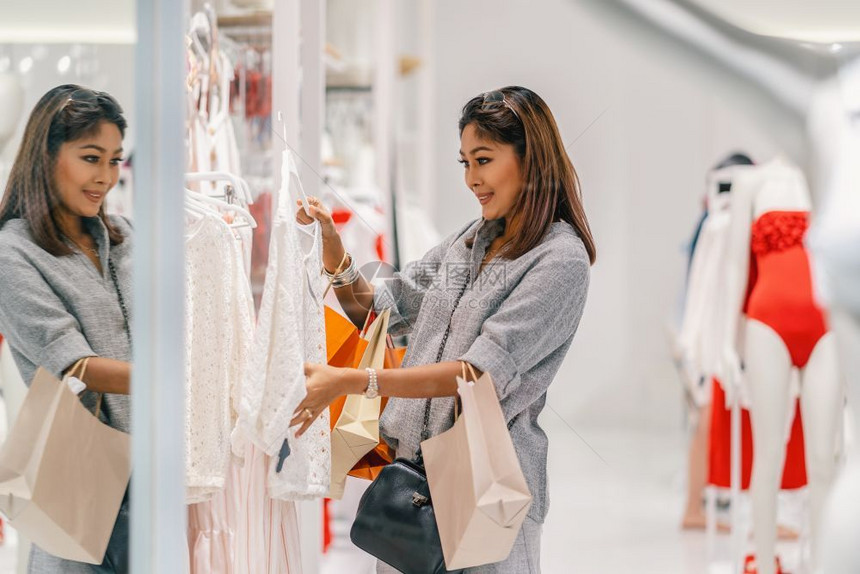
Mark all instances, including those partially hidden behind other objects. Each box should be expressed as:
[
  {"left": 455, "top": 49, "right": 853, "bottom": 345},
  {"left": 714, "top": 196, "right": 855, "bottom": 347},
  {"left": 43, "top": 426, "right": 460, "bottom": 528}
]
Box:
[
  {"left": 187, "top": 441, "right": 303, "bottom": 574},
  {"left": 677, "top": 193, "right": 732, "bottom": 406},
  {"left": 745, "top": 210, "right": 828, "bottom": 368},
  {"left": 236, "top": 174, "right": 330, "bottom": 500},
  {"left": 187, "top": 463, "right": 239, "bottom": 574},
  {"left": 233, "top": 443, "right": 303, "bottom": 573},
  {"left": 184, "top": 213, "right": 255, "bottom": 503},
  {"left": 708, "top": 377, "right": 807, "bottom": 490}
]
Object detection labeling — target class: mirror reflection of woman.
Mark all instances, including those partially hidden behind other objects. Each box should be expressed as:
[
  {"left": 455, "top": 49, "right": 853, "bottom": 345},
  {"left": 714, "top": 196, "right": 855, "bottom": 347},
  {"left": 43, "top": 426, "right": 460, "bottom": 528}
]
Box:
[
  {"left": 295, "top": 86, "right": 596, "bottom": 573},
  {"left": 0, "top": 85, "right": 132, "bottom": 574}
]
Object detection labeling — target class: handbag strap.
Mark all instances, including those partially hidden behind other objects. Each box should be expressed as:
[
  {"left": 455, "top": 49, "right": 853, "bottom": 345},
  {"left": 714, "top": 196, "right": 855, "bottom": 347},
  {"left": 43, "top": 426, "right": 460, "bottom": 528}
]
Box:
[
  {"left": 108, "top": 257, "right": 131, "bottom": 347},
  {"left": 419, "top": 278, "right": 470, "bottom": 443}
]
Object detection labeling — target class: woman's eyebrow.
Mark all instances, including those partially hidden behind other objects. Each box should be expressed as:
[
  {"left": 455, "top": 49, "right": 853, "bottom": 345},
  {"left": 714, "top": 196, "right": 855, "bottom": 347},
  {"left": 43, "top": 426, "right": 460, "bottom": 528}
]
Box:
[
  {"left": 76, "top": 144, "right": 124, "bottom": 154},
  {"left": 460, "top": 146, "right": 494, "bottom": 156}
]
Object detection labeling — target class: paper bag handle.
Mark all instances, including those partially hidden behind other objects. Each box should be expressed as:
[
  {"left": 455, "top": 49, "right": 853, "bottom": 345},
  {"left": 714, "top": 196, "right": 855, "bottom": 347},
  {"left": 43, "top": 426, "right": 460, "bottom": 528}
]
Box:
[
  {"left": 64, "top": 357, "right": 88, "bottom": 380},
  {"left": 462, "top": 361, "right": 479, "bottom": 382},
  {"left": 453, "top": 361, "right": 482, "bottom": 422},
  {"left": 360, "top": 307, "right": 397, "bottom": 351},
  {"left": 322, "top": 251, "right": 350, "bottom": 298},
  {"left": 63, "top": 357, "right": 104, "bottom": 417}
]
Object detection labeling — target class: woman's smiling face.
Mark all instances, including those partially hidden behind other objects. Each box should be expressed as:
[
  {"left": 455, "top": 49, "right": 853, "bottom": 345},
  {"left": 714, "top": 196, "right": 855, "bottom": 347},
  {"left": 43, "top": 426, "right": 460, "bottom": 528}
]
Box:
[
  {"left": 459, "top": 122, "right": 524, "bottom": 222},
  {"left": 53, "top": 120, "right": 123, "bottom": 221}
]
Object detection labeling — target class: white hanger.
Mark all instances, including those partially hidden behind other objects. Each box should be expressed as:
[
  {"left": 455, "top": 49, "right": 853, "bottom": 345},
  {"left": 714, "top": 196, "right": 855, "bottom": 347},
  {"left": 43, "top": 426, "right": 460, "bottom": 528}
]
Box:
[
  {"left": 185, "top": 171, "right": 254, "bottom": 204},
  {"left": 185, "top": 189, "right": 257, "bottom": 229},
  {"left": 277, "top": 111, "right": 310, "bottom": 216}
]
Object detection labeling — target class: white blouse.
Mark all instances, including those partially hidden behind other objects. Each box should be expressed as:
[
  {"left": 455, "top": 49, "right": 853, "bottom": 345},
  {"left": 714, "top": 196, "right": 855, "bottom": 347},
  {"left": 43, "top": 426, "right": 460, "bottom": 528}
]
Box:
[
  {"left": 235, "top": 156, "right": 330, "bottom": 500},
  {"left": 185, "top": 213, "right": 256, "bottom": 502},
  {"left": 677, "top": 192, "right": 733, "bottom": 406}
]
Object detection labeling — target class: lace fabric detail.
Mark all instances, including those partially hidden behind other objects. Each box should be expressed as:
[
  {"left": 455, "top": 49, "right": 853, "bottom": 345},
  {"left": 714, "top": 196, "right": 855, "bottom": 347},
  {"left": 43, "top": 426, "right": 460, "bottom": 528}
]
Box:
[
  {"left": 751, "top": 211, "right": 810, "bottom": 256},
  {"left": 185, "top": 215, "right": 255, "bottom": 503},
  {"left": 236, "top": 210, "right": 330, "bottom": 500}
]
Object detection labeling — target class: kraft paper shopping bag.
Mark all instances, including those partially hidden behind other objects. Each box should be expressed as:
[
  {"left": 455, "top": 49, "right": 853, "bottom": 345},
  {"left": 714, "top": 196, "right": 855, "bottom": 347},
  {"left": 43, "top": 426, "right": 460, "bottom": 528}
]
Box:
[
  {"left": 0, "top": 361, "right": 130, "bottom": 564},
  {"left": 422, "top": 363, "right": 532, "bottom": 570}
]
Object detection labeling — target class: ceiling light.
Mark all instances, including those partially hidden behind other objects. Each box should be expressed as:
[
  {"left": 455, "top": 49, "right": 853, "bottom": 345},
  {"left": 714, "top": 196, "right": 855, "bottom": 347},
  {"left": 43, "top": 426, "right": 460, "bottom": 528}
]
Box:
[
  {"left": 57, "top": 55, "right": 71, "bottom": 74},
  {"left": 18, "top": 57, "right": 33, "bottom": 74},
  {"left": 830, "top": 43, "right": 844, "bottom": 53}
]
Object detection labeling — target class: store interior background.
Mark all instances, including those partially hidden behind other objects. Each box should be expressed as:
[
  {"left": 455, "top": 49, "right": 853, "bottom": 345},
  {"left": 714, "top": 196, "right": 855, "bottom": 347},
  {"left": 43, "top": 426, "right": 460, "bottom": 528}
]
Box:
[{"left": 1, "top": 1, "right": 858, "bottom": 572}]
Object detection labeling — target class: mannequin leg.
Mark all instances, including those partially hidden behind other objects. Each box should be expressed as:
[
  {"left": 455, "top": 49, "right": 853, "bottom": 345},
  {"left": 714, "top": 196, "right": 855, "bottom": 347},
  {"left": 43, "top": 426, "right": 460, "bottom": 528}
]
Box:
[
  {"left": 682, "top": 404, "right": 711, "bottom": 529},
  {"left": 745, "top": 319, "right": 793, "bottom": 574},
  {"left": 800, "top": 332, "right": 843, "bottom": 571}
]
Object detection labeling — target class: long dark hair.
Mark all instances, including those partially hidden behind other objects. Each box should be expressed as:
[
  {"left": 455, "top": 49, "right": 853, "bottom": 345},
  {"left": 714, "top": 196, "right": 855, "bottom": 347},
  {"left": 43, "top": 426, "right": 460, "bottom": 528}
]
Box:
[
  {"left": 0, "top": 84, "right": 127, "bottom": 255},
  {"left": 459, "top": 86, "right": 596, "bottom": 264}
]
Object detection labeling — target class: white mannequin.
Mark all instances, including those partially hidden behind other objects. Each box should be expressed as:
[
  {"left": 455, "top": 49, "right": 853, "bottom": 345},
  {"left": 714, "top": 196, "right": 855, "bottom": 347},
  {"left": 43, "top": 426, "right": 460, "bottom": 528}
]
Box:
[
  {"left": 721, "top": 158, "right": 843, "bottom": 574},
  {"left": 808, "top": 58, "right": 860, "bottom": 574}
]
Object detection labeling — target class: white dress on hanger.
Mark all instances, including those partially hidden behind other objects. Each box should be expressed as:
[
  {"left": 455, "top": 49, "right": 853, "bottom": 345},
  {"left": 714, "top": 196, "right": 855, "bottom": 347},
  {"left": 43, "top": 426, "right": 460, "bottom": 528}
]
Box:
[
  {"left": 184, "top": 213, "right": 255, "bottom": 502},
  {"left": 236, "top": 154, "right": 330, "bottom": 500},
  {"left": 268, "top": 220, "right": 329, "bottom": 500},
  {"left": 677, "top": 192, "right": 733, "bottom": 406}
]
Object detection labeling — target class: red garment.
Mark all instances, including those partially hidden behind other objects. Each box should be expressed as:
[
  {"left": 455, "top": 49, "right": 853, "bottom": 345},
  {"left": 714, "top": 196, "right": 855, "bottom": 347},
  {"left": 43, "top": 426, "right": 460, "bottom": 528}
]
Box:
[
  {"left": 331, "top": 209, "right": 352, "bottom": 229},
  {"left": 745, "top": 211, "right": 828, "bottom": 367},
  {"left": 323, "top": 498, "right": 332, "bottom": 553},
  {"left": 708, "top": 377, "right": 807, "bottom": 489}
]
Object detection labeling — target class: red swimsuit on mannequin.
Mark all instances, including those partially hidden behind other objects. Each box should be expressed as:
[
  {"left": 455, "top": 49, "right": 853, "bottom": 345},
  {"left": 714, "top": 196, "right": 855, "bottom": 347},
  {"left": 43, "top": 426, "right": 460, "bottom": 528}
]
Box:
[
  {"left": 709, "top": 211, "right": 825, "bottom": 491},
  {"left": 745, "top": 210, "right": 828, "bottom": 365}
]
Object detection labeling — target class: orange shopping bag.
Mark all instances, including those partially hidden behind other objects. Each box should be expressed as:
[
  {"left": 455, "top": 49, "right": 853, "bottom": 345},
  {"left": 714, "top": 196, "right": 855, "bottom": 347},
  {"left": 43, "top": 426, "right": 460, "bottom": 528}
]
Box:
[{"left": 324, "top": 307, "right": 406, "bottom": 487}]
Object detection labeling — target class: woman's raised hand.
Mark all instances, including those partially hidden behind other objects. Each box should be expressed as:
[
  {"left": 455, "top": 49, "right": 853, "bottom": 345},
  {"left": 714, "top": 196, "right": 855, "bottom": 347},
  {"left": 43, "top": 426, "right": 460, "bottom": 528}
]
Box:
[
  {"left": 296, "top": 196, "right": 337, "bottom": 238},
  {"left": 296, "top": 196, "right": 349, "bottom": 273}
]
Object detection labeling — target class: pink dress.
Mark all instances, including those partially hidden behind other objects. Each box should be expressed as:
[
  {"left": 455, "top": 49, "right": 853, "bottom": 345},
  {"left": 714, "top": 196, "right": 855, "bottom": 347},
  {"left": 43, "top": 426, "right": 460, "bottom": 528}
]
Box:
[{"left": 187, "top": 442, "right": 303, "bottom": 574}]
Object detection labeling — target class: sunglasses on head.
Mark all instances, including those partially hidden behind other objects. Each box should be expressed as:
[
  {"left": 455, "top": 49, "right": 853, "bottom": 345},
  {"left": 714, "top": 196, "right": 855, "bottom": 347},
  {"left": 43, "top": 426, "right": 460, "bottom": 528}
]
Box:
[
  {"left": 58, "top": 88, "right": 108, "bottom": 114},
  {"left": 482, "top": 90, "right": 520, "bottom": 122}
]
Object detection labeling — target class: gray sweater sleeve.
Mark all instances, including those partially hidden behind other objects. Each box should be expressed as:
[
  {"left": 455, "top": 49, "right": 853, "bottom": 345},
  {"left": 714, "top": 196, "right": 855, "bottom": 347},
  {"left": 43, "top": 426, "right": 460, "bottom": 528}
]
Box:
[
  {"left": 458, "top": 247, "right": 590, "bottom": 399},
  {"left": 0, "top": 244, "right": 95, "bottom": 380}
]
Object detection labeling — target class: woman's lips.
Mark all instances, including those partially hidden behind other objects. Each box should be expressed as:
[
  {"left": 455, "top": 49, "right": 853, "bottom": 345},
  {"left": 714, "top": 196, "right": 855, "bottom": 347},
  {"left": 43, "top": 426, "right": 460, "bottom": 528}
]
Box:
[
  {"left": 84, "top": 191, "right": 104, "bottom": 203},
  {"left": 477, "top": 192, "right": 494, "bottom": 205}
]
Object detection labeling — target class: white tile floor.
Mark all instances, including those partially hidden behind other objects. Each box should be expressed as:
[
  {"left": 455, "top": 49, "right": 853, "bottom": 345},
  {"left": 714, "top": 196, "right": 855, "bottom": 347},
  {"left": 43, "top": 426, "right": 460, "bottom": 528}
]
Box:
[
  {"left": 321, "top": 413, "right": 807, "bottom": 574},
  {"left": 0, "top": 416, "right": 806, "bottom": 573}
]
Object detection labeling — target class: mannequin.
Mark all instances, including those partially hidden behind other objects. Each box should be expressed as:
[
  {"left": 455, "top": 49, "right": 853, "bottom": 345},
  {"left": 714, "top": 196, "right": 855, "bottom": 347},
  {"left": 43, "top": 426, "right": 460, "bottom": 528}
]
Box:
[
  {"left": 721, "top": 158, "right": 842, "bottom": 574},
  {"left": 807, "top": 57, "right": 860, "bottom": 574}
]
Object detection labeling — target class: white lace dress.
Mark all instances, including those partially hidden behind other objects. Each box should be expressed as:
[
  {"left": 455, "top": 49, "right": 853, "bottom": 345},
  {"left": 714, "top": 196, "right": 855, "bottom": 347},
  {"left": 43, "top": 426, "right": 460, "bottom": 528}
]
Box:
[
  {"left": 236, "top": 187, "right": 330, "bottom": 500},
  {"left": 185, "top": 213, "right": 256, "bottom": 502},
  {"left": 186, "top": 211, "right": 303, "bottom": 574}
]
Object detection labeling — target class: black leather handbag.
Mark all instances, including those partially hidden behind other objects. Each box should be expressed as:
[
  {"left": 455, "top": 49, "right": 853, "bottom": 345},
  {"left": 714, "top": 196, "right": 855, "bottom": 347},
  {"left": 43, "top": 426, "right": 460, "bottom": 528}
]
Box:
[
  {"left": 350, "top": 457, "right": 461, "bottom": 574},
  {"left": 349, "top": 280, "right": 471, "bottom": 574}
]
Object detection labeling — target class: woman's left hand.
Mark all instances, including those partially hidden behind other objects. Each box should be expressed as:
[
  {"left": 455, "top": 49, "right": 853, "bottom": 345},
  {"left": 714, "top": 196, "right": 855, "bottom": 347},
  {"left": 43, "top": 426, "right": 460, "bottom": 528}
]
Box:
[{"left": 291, "top": 363, "right": 353, "bottom": 437}]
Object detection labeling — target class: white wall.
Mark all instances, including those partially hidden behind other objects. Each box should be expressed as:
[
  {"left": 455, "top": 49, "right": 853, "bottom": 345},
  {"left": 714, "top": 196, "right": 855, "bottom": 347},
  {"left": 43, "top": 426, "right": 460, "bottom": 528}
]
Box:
[
  {"left": 429, "top": 0, "right": 806, "bottom": 431},
  {"left": 0, "top": 44, "right": 135, "bottom": 186}
]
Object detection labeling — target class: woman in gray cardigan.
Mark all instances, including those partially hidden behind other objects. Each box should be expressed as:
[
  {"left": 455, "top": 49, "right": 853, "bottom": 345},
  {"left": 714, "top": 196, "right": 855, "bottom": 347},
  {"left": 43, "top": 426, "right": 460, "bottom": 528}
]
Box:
[
  {"left": 0, "top": 85, "right": 132, "bottom": 574},
  {"left": 294, "top": 86, "right": 596, "bottom": 573}
]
